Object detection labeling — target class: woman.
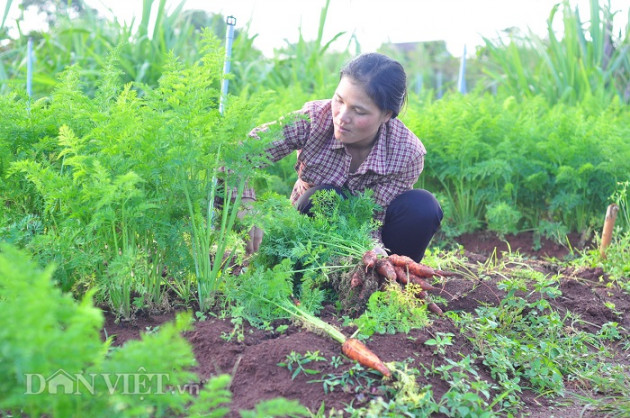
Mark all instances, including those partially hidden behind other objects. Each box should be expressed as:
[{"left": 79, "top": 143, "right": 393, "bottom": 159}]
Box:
[{"left": 244, "top": 52, "right": 442, "bottom": 262}]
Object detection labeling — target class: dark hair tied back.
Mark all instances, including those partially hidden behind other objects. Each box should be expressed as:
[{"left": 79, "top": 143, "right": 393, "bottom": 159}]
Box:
[{"left": 340, "top": 53, "right": 407, "bottom": 118}]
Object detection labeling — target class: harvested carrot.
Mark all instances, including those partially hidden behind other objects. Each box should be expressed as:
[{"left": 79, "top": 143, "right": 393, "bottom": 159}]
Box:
[
  {"left": 376, "top": 259, "right": 397, "bottom": 282},
  {"left": 387, "top": 254, "right": 415, "bottom": 267},
  {"left": 408, "top": 274, "right": 438, "bottom": 292},
  {"left": 600, "top": 203, "right": 619, "bottom": 259},
  {"left": 416, "top": 290, "right": 428, "bottom": 300},
  {"left": 362, "top": 250, "right": 378, "bottom": 271},
  {"left": 342, "top": 338, "right": 391, "bottom": 377},
  {"left": 393, "top": 265, "right": 409, "bottom": 284},
  {"left": 388, "top": 254, "right": 454, "bottom": 278},
  {"left": 350, "top": 270, "right": 363, "bottom": 288},
  {"left": 388, "top": 254, "right": 439, "bottom": 278},
  {"left": 427, "top": 302, "right": 443, "bottom": 316},
  {"left": 245, "top": 292, "right": 392, "bottom": 379},
  {"left": 407, "top": 263, "right": 441, "bottom": 279}
]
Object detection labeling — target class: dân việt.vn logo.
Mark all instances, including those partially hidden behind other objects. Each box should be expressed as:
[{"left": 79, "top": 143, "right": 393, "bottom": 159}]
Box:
[{"left": 24, "top": 367, "right": 199, "bottom": 395}]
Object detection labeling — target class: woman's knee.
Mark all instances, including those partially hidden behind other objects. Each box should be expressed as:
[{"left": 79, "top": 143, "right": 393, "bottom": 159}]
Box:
[
  {"left": 385, "top": 189, "right": 443, "bottom": 226},
  {"left": 381, "top": 189, "right": 443, "bottom": 261}
]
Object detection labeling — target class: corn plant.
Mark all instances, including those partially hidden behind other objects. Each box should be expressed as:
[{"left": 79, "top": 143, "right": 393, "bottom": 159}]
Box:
[
  {"left": 481, "top": 0, "right": 630, "bottom": 105},
  {"left": 1, "top": 0, "right": 234, "bottom": 97}
]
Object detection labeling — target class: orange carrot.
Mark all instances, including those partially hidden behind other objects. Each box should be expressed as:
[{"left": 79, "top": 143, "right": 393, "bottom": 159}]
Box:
[
  {"left": 393, "top": 265, "right": 409, "bottom": 284},
  {"left": 376, "top": 259, "right": 397, "bottom": 282},
  {"left": 427, "top": 302, "right": 443, "bottom": 316},
  {"left": 408, "top": 274, "right": 438, "bottom": 292},
  {"left": 350, "top": 270, "right": 363, "bottom": 288},
  {"left": 362, "top": 250, "right": 378, "bottom": 271},
  {"left": 600, "top": 203, "right": 619, "bottom": 259},
  {"left": 387, "top": 254, "right": 415, "bottom": 267},
  {"left": 416, "top": 290, "right": 428, "bottom": 300},
  {"left": 342, "top": 338, "right": 391, "bottom": 377},
  {"left": 388, "top": 254, "right": 439, "bottom": 278},
  {"left": 388, "top": 254, "right": 454, "bottom": 278},
  {"left": 407, "top": 262, "right": 441, "bottom": 278}
]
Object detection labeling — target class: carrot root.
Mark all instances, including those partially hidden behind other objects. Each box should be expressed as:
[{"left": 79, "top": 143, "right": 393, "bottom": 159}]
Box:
[
  {"left": 362, "top": 250, "right": 378, "bottom": 271},
  {"left": 388, "top": 254, "right": 449, "bottom": 278},
  {"left": 342, "top": 338, "right": 391, "bottom": 377},
  {"left": 427, "top": 302, "right": 443, "bottom": 316},
  {"left": 393, "top": 265, "right": 409, "bottom": 285},
  {"left": 350, "top": 270, "right": 363, "bottom": 288},
  {"left": 409, "top": 274, "right": 437, "bottom": 292},
  {"left": 376, "top": 259, "right": 397, "bottom": 282}
]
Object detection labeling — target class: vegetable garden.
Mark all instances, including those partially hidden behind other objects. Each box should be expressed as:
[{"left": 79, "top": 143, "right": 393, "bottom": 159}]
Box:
[{"left": 1, "top": 0, "right": 630, "bottom": 416}]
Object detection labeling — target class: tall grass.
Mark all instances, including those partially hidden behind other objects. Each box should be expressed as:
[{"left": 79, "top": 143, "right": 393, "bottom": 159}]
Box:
[
  {"left": 482, "top": 0, "right": 630, "bottom": 105},
  {"left": 0, "top": 0, "right": 231, "bottom": 96}
]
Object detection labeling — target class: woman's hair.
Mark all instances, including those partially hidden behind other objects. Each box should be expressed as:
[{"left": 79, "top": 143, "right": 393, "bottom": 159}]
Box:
[{"left": 339, "top": 53, "right": 408, "bottom": 118}]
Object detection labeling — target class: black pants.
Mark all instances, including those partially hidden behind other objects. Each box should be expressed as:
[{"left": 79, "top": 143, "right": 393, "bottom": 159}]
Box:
[{"left": 296, "top": 185, "right": 443, "bottom": 262}]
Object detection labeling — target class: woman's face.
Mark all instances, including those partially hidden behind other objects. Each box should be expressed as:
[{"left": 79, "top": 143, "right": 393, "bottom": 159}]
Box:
[{"left": 331, "top": 76, "right": 392, "bottom": 148}]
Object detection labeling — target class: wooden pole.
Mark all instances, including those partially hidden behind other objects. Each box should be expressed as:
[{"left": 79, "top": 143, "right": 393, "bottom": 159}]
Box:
[{"left": 600, "top": 203, "right": 619, "bottom": 259}]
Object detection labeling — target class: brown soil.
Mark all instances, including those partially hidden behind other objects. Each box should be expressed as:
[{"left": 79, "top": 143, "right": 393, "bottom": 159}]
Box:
[{"left": 100, "top": 231, "right": 629, "bottom": 417}]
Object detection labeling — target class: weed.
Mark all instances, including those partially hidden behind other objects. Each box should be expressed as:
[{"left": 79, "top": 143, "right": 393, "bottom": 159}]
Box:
[
  {"left": 353, "top": 284, "right": 430, "bottom": 338},
  {"left": 453, "top": 264, "right": 627, "bottom": 407},
  {"left": 424, "top": 332, "right": 455, "bottom": 356},
  {"left": 278, "top": 351, "right": 326, "bottom": 380}
]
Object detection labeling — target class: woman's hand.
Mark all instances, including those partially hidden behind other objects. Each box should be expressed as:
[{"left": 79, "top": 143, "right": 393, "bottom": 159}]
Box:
[
  {"left": 372, "top": 245, "right": 388, "bottom": 258},
  {"left": 246, "top": 225, "right": 263, "bottom": 255},
  {"left": 239, "top": 197, "right": 263, "bottom": 255}
]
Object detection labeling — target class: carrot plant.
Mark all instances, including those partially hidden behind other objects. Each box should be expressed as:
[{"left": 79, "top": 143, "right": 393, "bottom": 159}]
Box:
[
  {"left": 3, "top": 33, "right": 278, "bottom": 317},
  {"left": 351, "top": 284, "right": 431, "bottom": 338},
  {"left": 405, "top": 92, "right": 630, "bottom": 237},
  {"left": 0, "top": 244, "right": 309, "bottom": 417},
  {"left": 254, "top": 191, "right": 378, "bottom": 274}
]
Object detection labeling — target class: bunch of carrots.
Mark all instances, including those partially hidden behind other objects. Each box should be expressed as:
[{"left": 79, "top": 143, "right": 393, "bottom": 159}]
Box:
[{"left": 354, "top": 250, "right": 454, "bottom": 316}]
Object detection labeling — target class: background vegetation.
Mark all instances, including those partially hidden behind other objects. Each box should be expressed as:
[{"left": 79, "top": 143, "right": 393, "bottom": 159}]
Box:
[{"left": 1, "top": 0, "right": 629, "bottom": 414}]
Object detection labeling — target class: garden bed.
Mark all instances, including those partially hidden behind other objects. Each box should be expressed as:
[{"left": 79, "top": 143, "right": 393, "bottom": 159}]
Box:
[{"left": 100, "top": 231, "right": 630, "bottom": 416}]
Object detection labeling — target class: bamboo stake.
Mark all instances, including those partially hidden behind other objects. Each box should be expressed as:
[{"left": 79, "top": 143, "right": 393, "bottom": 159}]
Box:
[{"left": 600, "top": 203, "right": 619, "bottom": 259}]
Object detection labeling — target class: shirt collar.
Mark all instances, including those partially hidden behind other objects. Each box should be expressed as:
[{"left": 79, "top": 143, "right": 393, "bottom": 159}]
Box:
[{"left": 329, "top": 123, "right": 390, "bottom": 174}]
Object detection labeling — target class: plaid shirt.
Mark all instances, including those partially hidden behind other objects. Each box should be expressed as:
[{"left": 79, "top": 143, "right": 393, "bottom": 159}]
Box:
[{"left": 247, "top": 99, "right": 426, "bottom": 240}]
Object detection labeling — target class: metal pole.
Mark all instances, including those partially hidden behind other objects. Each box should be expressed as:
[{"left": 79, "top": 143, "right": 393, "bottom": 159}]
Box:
[
  {"left": 457, "top": 45, "right": 467, "bottom": 94},
  {"left": 27, "top": 37, "right": 33, "bottom": 97},
  {"left": 219, "top": 16, "right": 236, "bottom": 115}
]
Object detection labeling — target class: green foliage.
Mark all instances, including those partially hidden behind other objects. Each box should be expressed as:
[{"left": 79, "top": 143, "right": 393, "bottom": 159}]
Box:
[
  {"left": 223, "top": 259, "right": 297, "bottom": 327},
  {"left": 230, "top": 0, "right": 351, "bottom": 99},
  {"left": 2, "top": 35, "right": 277, "bottom": 316},
  {"left": 255, "top": 190, "right": 378, "bottom": 273},
  {"left": 481, "top": 0, "right": 630, "bottom": 105},
  {"left": 345, "top": 362, "right": 439, "bottom": 417},
  {"left": 239, "top": 397, "right": 310, "bottom": 418},
  {"left": 0, "top": 244, "right": 310, "bottom": 417},
  {"left": 227, "top": 190, "right": 379, "bottom": 319},
  {"left": 424, "top": 332, "right": 455, "bottom": 356},
  {"left": 1, "top": 0, "right": 236, "bottom": 97},
  {"left": 453, "top": 270, "right": 623, "bottom": 402},
  {"left": 278, "top": 351, "right": 326, "bottom": 380},
  {"left": 433, "top": 356, "right": 499, "bottom": 417},
  {"left": 485, "top": 202, "right": 522, "bottom": 236},
  {"left": 353, "top": 285, "right": 430, "bottom": 338},
  {"left": 406, "top": 92, "right": 630, "bottom": 235},
  {"left": 0, "top": 245, "right": 194, "bottom": 416},
  {"left": 187, "top": 374, "right": 232, "bottom": 417}
]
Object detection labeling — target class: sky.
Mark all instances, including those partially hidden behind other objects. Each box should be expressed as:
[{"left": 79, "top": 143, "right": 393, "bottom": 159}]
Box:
[{"left": 6, "top": 0, "right": 630, "bottom": 57}]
